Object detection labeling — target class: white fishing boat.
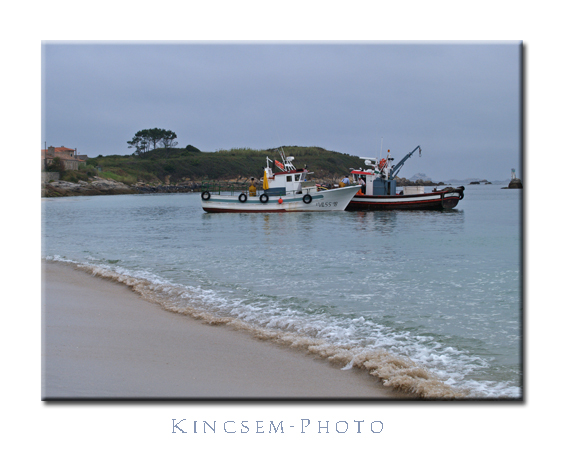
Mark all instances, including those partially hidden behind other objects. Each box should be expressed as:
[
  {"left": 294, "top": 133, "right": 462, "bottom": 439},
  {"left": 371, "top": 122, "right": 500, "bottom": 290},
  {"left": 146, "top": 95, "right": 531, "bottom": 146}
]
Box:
[{"left": 200, "top": 150, "right": 360, "bottom": 213}]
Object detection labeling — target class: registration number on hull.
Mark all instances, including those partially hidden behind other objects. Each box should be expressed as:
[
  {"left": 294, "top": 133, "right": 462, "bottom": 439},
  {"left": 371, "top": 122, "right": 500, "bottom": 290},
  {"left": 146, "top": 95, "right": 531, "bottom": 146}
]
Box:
[{"left": 316, "top": 201, "right": 339, "bottom": 208}]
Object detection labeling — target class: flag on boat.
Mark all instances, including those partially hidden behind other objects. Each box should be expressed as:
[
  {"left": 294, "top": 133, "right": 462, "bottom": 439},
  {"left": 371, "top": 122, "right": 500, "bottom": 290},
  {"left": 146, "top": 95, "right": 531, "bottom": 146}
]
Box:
[
  {"left": 275, "top": 159, "right": 285, "bottom": 171},
  {"left": 263, "top": 169, "right": 269, "bottom": 190}
]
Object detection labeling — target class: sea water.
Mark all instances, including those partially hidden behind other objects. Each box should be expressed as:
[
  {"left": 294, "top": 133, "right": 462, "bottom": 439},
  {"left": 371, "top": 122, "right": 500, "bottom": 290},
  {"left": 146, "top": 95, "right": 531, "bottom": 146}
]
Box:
[{"left": 42, "top": 185, "right": 522, "bottom": 398}]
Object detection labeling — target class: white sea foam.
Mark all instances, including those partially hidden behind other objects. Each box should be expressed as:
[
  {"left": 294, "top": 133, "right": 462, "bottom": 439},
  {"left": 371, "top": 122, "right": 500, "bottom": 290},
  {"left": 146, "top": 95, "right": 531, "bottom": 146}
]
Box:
[{"left": 45, "top": 257, "right": 520, "bottom": 399}]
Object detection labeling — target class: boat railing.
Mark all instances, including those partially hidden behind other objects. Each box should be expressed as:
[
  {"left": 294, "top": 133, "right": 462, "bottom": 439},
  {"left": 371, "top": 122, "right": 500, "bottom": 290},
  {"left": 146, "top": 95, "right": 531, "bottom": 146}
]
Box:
[
  {"left": 201, "top": 180, "right": 320, "bottom": 196},
  {"left": 201, "top": 180, "right": 252, "bottom": 195}
]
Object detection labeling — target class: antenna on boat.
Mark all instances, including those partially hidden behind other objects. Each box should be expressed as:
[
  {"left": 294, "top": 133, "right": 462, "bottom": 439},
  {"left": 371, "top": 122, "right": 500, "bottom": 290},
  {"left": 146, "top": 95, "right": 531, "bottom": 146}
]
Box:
[
  {"left": 276, "top": 132, "right": 285, "bottom": 160},
  {"left": 278, "top": 146, "right": 287, "bottom": 168},
  {"left": 380, "top": 137, "right": 383, "bottom": 160},
  {"left": 275, "top": 132, "right": 294, "bottom": 169}
]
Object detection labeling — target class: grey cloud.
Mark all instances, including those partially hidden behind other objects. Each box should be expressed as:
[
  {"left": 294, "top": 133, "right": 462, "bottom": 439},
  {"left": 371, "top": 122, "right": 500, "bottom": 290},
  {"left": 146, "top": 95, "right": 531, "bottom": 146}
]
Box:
[{"left": 43, "top": 42, "right": 521, "bottom": 181}]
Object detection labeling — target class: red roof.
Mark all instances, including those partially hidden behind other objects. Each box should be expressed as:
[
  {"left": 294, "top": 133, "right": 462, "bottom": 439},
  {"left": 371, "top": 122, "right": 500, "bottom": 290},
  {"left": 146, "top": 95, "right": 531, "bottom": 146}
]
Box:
[
  {"left": 42, "top": 147, "right": 75, "bottom": 153},
  {"left": 41, "top": 146, "right": 83, "bottom": 161}
]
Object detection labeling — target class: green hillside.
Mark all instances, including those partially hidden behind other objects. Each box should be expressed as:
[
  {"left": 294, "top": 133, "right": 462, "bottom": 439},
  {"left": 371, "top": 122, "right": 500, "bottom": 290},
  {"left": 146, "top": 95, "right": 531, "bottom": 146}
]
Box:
[{"left": 84, "top": 146, "right": 367, "bottom": 184}]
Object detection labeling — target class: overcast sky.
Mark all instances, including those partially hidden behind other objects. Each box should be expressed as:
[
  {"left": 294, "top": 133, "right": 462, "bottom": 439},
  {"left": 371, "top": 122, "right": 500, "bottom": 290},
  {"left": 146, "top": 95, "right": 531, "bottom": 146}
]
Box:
[{"left": 42, "top": 42, "right": 521, "bottom": 181}]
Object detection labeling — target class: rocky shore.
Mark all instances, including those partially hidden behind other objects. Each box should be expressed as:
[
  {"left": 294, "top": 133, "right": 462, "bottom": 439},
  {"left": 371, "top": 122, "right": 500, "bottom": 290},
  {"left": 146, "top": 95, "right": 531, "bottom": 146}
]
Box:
[
  {"left": 395, "top": 177, "right": 445, "bottom": 187},
  {"left": 42, "top": 177, "right": 205, "bottom": 197},
  {"left": 43, "top": 177, "right": 136, "bottom": 197},
  {"left": 42, "top": 175, "right": 447, "bottom": 198}
]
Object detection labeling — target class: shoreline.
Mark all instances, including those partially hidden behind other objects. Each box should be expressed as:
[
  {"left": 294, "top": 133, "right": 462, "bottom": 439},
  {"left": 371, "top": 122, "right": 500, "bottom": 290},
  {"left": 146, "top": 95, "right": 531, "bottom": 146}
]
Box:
[
  {"left": 41, "top": 176, "right": 453, "bottom": 198},
  {"left": 42, "top": 260, "right": 409, "bottom": 399}
]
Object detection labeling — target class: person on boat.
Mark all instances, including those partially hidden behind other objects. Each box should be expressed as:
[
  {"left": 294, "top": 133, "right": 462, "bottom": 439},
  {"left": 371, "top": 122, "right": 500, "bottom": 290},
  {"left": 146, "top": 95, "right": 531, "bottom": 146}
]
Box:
[
  {"left": 358, "top": 176, "right": 366, "bottom": 194},
  {"left": 249, "top": 178, "right": 257, "bottom": 196},
  {"left": 340, "top": 175, "right": 350, "bottom": 187}
]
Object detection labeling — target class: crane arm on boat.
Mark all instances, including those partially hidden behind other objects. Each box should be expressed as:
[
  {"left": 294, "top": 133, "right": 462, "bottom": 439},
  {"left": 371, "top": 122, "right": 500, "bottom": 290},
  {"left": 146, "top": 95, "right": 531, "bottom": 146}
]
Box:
[{"left": 389, "top": 145, "right": 422, "bottom": 179}]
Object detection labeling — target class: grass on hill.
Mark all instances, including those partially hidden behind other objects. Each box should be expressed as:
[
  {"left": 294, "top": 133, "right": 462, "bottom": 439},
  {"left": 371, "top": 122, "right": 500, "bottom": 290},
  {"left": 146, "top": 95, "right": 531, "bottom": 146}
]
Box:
[{"left": 84, "top": 146, "right": 367, "bottom": 184}]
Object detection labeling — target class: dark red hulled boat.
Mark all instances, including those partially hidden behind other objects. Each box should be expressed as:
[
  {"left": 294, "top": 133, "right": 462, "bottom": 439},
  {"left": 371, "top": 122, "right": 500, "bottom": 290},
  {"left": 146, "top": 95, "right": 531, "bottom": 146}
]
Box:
[{"left": 345, "top": 145, "right": 465, "bottom": 211}]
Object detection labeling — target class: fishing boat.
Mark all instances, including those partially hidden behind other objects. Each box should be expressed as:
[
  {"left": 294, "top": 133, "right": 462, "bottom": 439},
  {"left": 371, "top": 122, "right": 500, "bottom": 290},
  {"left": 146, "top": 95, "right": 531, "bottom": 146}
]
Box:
[
  {"left": 346, "top": 145, "right": 465, "bottom": 211},
  {"left": 200, "top": 149, "right": 361, "bottom": 213}
]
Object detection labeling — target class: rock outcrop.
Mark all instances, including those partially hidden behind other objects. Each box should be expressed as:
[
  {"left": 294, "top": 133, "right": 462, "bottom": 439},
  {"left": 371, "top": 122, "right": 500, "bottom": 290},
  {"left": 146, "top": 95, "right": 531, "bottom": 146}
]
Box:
[
  {"left": 41, "top": 177, "right": 206, "bottom": 197},
  {"left": 395, "top": 176, "right": 445, "bottom": 187},
  {"left": 133, "top": 182, "right": 202, "bottom": 193},
  {"left": 410, "top": 173, "right": 433, "bottom": 182},
  {"left": 42, "top": 177, "right": 137, "bottom": 197},
  {"left": 508, "top": 178, "right": 523, "bottom": 189}
]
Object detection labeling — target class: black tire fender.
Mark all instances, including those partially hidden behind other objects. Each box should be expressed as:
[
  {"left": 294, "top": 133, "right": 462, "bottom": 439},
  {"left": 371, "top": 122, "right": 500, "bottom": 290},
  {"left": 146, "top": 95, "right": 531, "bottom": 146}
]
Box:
[
  {"left": 239, "top": 193, "right": 247, "bottom": 203},
  {"left": 201, "top": 191, "right": 211, "bottom": 200},
  {"left": 303, "top": 194, "right": 312, "bottom": 204},
  {"left": 260, "top": 194, "right": 269, "bottom": 203}
]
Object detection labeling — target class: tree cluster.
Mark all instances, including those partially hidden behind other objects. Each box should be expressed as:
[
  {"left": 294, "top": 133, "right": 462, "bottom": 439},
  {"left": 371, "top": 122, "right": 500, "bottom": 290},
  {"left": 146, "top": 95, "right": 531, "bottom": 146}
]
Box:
[{"left": 127, "top": 128, "right": 178, "bottom": 156}]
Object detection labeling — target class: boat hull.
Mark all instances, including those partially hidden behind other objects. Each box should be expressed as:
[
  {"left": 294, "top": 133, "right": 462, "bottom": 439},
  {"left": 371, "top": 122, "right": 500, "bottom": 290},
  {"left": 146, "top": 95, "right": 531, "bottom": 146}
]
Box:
[
  {"left": 346, "top": 188, "right": 464, "bottom": 211},
  {"left": 202, "top": 185, "right": 361, "bottom": 213}
]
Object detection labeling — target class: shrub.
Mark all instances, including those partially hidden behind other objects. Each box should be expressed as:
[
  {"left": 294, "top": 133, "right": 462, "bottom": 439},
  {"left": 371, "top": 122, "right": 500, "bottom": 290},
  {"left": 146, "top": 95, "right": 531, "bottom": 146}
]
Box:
[
  {"left": 79, "top": 164, "right": 98, "bottom": 178},
  {"left": 46, "top": 157, "right": 65, "bottom": 173},
  {"left": 61, "top": 169, "right": 94, "bottom": 183}
]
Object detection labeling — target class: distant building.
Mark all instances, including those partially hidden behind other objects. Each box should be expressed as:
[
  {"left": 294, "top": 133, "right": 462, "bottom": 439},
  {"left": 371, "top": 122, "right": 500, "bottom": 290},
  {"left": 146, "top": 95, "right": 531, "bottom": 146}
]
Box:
[{"left": 41, "top": 146, "right": 84, "bottom": 171}]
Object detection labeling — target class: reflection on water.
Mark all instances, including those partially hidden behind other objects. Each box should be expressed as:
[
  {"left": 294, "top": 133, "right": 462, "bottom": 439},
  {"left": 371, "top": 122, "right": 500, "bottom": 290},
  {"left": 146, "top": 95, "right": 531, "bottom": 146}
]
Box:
[
  {"left": 348, "top": 209, "right": 464, "bottom": 239},
  {"left": 352, "top": 211, "right": 399, "bottom": 234}
]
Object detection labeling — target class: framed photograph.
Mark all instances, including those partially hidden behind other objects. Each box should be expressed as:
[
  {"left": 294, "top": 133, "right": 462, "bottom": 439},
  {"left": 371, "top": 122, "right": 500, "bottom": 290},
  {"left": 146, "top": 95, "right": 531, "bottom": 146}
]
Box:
[{"left": 42, "top": 42, "right": 522, "bottom": 401}]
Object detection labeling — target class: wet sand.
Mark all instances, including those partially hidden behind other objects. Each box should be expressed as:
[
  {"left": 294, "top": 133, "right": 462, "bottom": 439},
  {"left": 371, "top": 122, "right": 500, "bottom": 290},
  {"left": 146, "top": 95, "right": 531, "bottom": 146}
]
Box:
[{"left": 42, "top": 261, "right": 407, "bottom": 399}]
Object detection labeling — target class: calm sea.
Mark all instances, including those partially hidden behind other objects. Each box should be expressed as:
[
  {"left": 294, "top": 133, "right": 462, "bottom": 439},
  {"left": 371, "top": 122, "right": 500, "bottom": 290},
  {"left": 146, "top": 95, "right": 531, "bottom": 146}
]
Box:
[{"left": 42, "top": 184, "right": 522, "bottom": 399}]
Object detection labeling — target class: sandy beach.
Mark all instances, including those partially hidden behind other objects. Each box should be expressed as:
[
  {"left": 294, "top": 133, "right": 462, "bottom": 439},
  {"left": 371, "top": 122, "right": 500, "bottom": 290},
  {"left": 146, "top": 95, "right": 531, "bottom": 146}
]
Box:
[{"left": 42, "top": 261, "right": 407, "bottom": 399}]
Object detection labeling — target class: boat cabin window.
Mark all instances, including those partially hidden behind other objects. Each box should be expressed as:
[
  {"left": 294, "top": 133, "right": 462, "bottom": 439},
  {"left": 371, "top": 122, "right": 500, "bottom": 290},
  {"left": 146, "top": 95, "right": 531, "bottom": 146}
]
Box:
[
  {"left": 287, "top": 175, "right": 292, "bottom": 182},
  {"left": 295, "top": 174, "right": 300, "bottom": 181}
]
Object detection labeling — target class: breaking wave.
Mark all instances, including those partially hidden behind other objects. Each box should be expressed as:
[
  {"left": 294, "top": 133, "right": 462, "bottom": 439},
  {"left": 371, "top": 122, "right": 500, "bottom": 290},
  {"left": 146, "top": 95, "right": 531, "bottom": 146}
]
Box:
[{"left": 45, "top": 256, "right": 519, "bottom": 399}]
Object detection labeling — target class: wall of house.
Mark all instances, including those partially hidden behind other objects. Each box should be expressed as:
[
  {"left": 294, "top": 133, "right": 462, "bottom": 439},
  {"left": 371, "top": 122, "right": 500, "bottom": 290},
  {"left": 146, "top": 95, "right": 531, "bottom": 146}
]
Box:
[
  {"left": 62, "top": 159, "right": 79, "bottom": 171},
  {"left": 42, "top": 146, "right": 82, "bottom": 172},
  {"left": 42, "top": 172, "right": 60, "bottom": 182}
]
